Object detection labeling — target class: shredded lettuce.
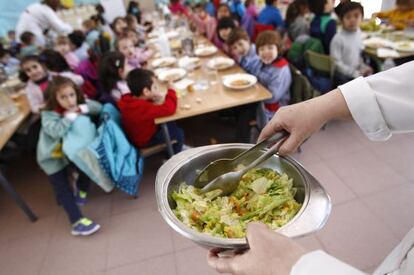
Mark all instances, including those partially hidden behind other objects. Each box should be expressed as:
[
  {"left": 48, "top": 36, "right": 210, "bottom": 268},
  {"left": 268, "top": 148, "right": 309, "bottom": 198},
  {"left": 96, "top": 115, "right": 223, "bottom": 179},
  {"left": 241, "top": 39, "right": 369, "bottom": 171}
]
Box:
[{"left": 172, "top": 168, "right": 301, "bottom": 238}]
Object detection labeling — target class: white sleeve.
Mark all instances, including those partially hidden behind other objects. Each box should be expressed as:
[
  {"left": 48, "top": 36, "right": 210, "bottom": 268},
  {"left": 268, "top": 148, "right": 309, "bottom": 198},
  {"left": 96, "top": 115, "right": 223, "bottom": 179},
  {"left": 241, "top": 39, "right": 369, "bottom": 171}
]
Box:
[
  {"left": 291, "top": 250, "right": 367, "bottom": 275},
  {"left": 338, "top": 61, "right": 414, "bottom": 141},
  {"left": 43, "top": 5, "right": 73, "bottom": 35}
]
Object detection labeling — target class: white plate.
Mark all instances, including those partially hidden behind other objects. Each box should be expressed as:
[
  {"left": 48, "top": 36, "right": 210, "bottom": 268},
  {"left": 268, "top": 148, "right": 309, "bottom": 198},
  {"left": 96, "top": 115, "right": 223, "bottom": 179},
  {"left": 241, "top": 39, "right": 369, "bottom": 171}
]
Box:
[
  {"left": 393, "top": 41, "right": 414, "bottom": 52},
  {"left": 178, "top": 56, "right": 201, "bottom": 68},
  {"left": 363, "top": 37, "right": 393, "bottom": 49},
  {"left": 194, "top": 46, "right": 218, "bottom": 57},
  {"left": 151, "top": 57, "right": 177, "bottom": 68},
  {"left": 207, "top": 57, "right": 235, "bottom": 70},
  {"left": 222, "top": 74, "right": 257, "bottom": 90},
  {"left": 158, "top": 68, "right": 187, "bottom": 82},
  {"left": 147, "top": 30, "right": 179, "bottom": 40}
]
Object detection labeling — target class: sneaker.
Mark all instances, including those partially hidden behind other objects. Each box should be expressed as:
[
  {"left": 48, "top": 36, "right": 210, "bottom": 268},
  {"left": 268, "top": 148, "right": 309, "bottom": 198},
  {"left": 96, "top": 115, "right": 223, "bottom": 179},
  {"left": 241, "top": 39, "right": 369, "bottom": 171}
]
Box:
[
  {"left": 71, "top": 217, "right": 100, "bottom": 236},
  {"left": 75, "top": 190, "right": 88, "bottom": 206}
]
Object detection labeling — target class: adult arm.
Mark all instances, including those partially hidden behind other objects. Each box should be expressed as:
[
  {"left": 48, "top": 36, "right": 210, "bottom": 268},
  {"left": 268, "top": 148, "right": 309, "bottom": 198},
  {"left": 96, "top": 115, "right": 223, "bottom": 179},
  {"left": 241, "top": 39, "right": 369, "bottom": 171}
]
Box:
[{"left": 43, "top": 5, "right": 73, "bottom": 34}]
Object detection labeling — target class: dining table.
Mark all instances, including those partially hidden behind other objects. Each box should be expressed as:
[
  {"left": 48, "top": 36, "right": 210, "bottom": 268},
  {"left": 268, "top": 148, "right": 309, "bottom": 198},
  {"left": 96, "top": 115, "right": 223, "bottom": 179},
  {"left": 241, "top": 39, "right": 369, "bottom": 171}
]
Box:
[
  {"left": 0, "top": 92, "right": 38, "bottom": 222},
  {"left": 151, "top": 35, "right": 273, "bottom": 157}
]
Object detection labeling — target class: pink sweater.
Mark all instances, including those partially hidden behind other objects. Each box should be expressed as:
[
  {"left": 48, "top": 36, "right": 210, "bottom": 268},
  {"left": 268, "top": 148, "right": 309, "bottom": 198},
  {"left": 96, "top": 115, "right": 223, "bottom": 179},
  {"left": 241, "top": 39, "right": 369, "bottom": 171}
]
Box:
[{"left": 193, "top": 15, "right": 217, "bottom": 41}]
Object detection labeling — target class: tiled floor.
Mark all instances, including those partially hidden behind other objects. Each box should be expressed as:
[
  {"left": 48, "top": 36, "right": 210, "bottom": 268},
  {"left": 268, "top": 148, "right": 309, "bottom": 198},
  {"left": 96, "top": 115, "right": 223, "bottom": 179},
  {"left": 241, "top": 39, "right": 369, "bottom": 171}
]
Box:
[{"left": 1, "top": 116, "right": 413, "bottom": 275}]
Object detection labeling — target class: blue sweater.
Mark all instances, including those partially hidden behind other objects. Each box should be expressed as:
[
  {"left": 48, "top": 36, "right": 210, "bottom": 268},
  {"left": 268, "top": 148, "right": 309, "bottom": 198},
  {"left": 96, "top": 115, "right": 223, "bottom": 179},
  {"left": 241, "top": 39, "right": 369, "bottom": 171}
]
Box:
[
  {"left": 239, "top": 44, "right": 261, "bottom": 75},
  {"left": 257, "top": 5, "right": 285, "bottom": 29},
  {"left": 310, "top": 15, "right": 337, "bottom": 54}
]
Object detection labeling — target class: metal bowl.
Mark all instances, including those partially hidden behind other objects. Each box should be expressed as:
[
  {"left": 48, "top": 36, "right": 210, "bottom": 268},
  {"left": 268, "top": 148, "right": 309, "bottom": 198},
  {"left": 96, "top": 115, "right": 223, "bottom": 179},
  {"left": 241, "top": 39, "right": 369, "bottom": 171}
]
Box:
[{"left": 156, "top": 144, "right": 331, "bottom": 249}]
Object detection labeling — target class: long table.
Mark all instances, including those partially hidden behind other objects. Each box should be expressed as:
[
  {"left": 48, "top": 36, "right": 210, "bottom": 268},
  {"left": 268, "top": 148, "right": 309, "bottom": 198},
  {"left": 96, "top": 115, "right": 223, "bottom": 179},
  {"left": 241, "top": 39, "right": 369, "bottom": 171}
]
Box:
[
  {"left": 154, "top": 36, "right": 272, "bottom": 157},
  {"left": 0, "top": 94, "right": 38, "bottom": 222}
]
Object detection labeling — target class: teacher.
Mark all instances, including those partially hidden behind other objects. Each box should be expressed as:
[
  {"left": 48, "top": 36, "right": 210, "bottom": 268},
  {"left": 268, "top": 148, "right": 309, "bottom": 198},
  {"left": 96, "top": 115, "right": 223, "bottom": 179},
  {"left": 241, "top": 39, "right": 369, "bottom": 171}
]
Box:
[{"left": 16, "top": 0, "right": 73, "bottom": 47}]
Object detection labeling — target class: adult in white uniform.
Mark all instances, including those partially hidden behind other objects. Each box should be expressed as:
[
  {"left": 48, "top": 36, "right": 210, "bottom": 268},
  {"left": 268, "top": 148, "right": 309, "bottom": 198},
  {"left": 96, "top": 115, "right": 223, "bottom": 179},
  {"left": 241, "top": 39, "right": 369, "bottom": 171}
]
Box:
[
  {"left": 16, "top": 0, "right": 73, "bottom": 47},
  {"left": 208, "top": 61, "right": 414, "bottom": 275}
]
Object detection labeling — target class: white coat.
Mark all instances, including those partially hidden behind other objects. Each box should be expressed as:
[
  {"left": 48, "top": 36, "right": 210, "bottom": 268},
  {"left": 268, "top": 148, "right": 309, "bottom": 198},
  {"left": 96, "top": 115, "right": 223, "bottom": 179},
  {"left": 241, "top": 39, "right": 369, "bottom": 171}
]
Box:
[
  {"left": 16, "top": 3, "right": 73, "bottom": 46},
  {"left": 291, "top": 61, "right": 414, "bottom": 275}
]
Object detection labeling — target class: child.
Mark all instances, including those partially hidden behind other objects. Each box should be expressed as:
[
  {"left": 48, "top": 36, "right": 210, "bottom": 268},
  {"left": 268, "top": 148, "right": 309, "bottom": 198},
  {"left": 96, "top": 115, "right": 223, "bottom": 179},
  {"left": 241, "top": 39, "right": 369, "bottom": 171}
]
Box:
[
  {"left": 217, "top": 3, "right": 232, "bottom": 20},
  {"left": 125, "top": 14, "right": 146, "bottom": 42},
  {"left": 374, "top": 0, "right": 414, "bottom": 30},
  {"left": 309, "top": 0, "right": 336, "bottom": 54},
  {"left": 98, "top": 51, "right": 130, "bottom": 103},
  {"left": 6, "top": 30, "right": 20, "bottom": 56},
  {"left": 214, "top": 17, "right": 237, "bottom": 53},
  {"left": 245, "top": 0, "right": 258, "bottom": 17},
  {"left": 37, "top": 76, "right": 101, "bottom": 236},
  {"left": 68, "top": 31, "right": 89, "bottom": 61},
  {"left": 226, "top": 27, "right": 260, "bottom": 74},
  {"left": 20, "top": 31, "right": 40, "bottom": 57},
  {"left": 111, "top": 17, "right": 128, "bottom": 38},
  {"left": 82, "top": 18, "right": 101, "bottom": 50},
  {"left": 19, "top": 55, "right": 49, "bottom": 113},
  {"left": 193, "top": 3, "right": 217, "bottom": 41},
  {"left": 257, "top": 0, "right": 285, "bottom": 29},
  {"left": 169, "top": 0, "right": 189, "bottom": 17},
  {"left": 285, "top": 0, "right": 312, "bottom": 41},
  {"left": 118, "top": 68, "right": 184, "bottom": 153},
  {"left": 230, "top": 0, "right": 246, "bottom": 21},
  {"left": 0, "top": 48, "right": 20, "bottom": 76},
  {"left": 40, "top": 49, "right": 84, "bottom": 87},
  {"left": 330, "top": 1, "right": 372, "bottom": 84},
  {"left": 54, "top": 36, "right": 80, "bottom": 71},
  {"left": 115, "top": 35, "right": 152, "bottom": 69},
  {"left": 255, "top": 30, "right": 292, "bottom": 122}
]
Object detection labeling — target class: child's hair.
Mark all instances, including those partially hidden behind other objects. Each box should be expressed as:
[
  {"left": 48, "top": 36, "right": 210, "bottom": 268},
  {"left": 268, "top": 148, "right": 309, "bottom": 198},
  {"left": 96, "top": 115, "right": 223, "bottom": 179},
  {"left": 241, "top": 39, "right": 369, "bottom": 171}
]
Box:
[
  {"left": 255, "top": 30, "right": 283, "bottom": 54},
  {"left": 336, "top": 1, "right": 364, "bottom": 20},
  {"left": 125, "top": 14, "right": 138, "bottom": 28},
  {"left": 98, "top": 51, "right": 125, "bottom": 93},
  {"left": 111, "top": 17, "right": 127, "bottom": 34},
  {"left": 82, "top": 18, "right": 97, "bottom": 31},
  {"left": 226, "top": 27, "right": 250, "bottom": 46},
  {"left": 20, "top": 31, "right": 35, "bottom": 45},
  {"left": 285, "top": 0, "right": 309, "bottom": 27},
  {"left": 309, "top": 0, "right": 328, "bottom": 16},
  {"left": 217, "top": 3, "right": 231, "bottom": 17},
  {"left": 44, "top": 76, "right": 85, "bottom": 111},
  {"left": 265, "top": 0, "right": 277, "bottom": 5},
  {"left": 194, "top": 3, "right": 206, "bottom": 12},
  {"left": 217, "top": 17, "right": 237, "bottom": 41},
  {"left": 126, "top": 68, "right": 154, "bottom": 97},
  {"left": 55, "top": 35, "right": 70, "bottom": 46},
  {"left": 40, "top": 49, "right": 71, "bottom": 73},
  {"left": 68, "top": 30, "right": 86, "bottom": 49},
  {"left": 19, "top": 55, "right": 44, "bottom": 82}
]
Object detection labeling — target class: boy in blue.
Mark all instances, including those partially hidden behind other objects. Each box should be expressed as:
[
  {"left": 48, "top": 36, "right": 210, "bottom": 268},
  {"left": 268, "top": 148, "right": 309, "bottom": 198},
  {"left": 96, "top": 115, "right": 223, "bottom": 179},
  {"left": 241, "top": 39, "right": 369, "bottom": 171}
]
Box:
[
  {"left": 255, "top": 30, "right": 292, "bottom": 122},
  {"left": 226, "top": 28, "right": 261, "bottom": 75},
  {"left": 257, "top": 0, "right": 285, "bottom": 29},
  {"left": 309, "top": 0, "right": 336, "bottom": 54}
]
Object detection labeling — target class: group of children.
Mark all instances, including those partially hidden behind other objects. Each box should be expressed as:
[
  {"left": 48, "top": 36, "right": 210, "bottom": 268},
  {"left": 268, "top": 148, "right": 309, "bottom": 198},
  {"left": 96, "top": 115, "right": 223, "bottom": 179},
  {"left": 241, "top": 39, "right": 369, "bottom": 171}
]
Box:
[{"left": 2, "top": 0, "right": 413, "bottom": 237}]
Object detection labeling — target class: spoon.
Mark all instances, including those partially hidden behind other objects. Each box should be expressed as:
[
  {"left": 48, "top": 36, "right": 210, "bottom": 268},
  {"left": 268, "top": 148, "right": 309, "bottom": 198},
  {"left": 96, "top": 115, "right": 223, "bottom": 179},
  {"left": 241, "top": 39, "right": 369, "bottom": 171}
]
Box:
[{"left": 198, "top": 131, "right": 288, "bottom": 196}]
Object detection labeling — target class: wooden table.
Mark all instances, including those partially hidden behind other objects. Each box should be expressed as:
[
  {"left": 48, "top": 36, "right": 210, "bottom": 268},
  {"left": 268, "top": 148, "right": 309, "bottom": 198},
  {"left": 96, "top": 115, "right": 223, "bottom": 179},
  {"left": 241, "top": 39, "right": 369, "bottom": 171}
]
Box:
[
  {"left": 0, "top": 93, "right": 38, "bottom": 222},
  {"left": 154, "top": 37, "right": 272, "bottom": 157}
]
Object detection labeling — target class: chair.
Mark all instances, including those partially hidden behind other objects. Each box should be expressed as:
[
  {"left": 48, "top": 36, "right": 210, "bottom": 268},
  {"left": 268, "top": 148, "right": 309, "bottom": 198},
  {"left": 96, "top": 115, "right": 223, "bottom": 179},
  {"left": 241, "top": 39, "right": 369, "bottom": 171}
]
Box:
[
  {"left": 139, "top": 140, "right": 178, "bottom": 158},
  {"left": 304, "top": 50, "right": 335, "bottom": 94},
  {"left": 289, "top": 64, "right": 320, "bottom": 105}
]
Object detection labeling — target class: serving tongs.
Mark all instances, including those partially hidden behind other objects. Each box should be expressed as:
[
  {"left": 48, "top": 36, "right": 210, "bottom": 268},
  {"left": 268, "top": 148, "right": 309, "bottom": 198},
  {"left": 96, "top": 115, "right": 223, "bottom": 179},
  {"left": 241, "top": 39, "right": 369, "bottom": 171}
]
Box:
[{"left": 195, "top": 131, "right": 288, "bottom": 196}]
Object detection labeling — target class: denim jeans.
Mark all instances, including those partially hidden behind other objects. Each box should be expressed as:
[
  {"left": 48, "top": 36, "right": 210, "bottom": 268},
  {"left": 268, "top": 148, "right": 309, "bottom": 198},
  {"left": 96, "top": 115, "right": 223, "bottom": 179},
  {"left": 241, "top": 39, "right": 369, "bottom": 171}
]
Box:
[{"left": 148, "top": 122, "right": 184, "bottom": 153}]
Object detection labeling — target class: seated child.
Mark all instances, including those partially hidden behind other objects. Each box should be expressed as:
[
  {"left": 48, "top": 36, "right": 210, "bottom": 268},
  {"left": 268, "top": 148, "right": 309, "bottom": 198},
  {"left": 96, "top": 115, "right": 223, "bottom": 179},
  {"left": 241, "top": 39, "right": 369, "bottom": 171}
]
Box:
[
  {"left": 193, "top": 3, "right": 217, "bottom": 41},
  {"left": 116, "top": 35, "right": 152, "bottom": 69},
  {"left": 82, "top": 18, "right": 101, "bottom": 49},
  {"left": 309, "top": 0, "right": 336, "bottom": 54},
  {"left": 226, "top": 27, "right": 261, "bottom": 74},
  {"left": 257, "top": 0, "right": 285, "bottom": 29},
  {"left": 19, "top": 55, "right": 49, "bottom": 113},
  {"left": 125, "top": 14, "right": 146, "bottom": 42},
  {"left": 0, "top": 48, "right": 20, "bottom": 76},
  {"left": 214, "top": 17, "right": 237, "bottom": 54},
  {"left": 98, "top": 51, "right": 130, "bottom": 103},
  {"left": 54, "top": 36, "right": 80, "bottom": 71},
  {"left": 374, "top": 0, "right": 414, "bottom": 30},
  {"left": 111, "top": 16, "right": 128, "bottom": 40},
  {"left": 118, "top": 68, "right": 183, "bottom": 153},
  {"left": 37, "top": 76, "right": 101, "bottom": 236},
  {"left": 20, "top": 31, "right": 40, "bottom": 57},
  {"left": 330, "top": 1, "right": 373, "bottom": 84},
  {"left": 68, "top": 31, "right": 89, "bottom": 61},
  {"left": 285, "top": 0, "right": 312, "bottom": 41},
  {"left": 255, "top": 30, "right": 292, "bottom": 122}
]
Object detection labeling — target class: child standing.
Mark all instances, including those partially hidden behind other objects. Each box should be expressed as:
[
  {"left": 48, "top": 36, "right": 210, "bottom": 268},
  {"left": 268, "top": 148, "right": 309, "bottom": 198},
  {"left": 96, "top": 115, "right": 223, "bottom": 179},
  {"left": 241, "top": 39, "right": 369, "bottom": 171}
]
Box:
[
  {"left": 309, "top": 0, "right": 336, "bottom": 54},
  {"left": 374, "top": 0, "right": 414, "bottom": 30},
  {"left": 255, "top": 30, "right": 292, "bottom": 122},
  {"left": 226, "top": 27, "right": 260, "bottom": 74},
  {"left": 193, "top": 3, "right": 217, "bottom": 41},
  {"left": 330, "top": 1, "right": 372, "bottom": 84},
  {"left": 54, "top": 36, "right": 80, "bottom": 71},
  {"left": 37, "top": 76, "right": 101, "bottom": 235},
  {"left": 98, "top": 51, "right": 130, "bottom": 103},
  {"left": 118, "top": 68, "right": 183, "bottom": 153}
]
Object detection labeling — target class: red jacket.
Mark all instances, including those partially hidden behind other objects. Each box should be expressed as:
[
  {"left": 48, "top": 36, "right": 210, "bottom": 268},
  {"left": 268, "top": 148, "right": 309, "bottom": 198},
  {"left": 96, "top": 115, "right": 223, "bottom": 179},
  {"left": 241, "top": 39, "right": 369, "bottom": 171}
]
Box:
[{"left": 118, "top": 89, "right": 177, "bottom": 147}]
